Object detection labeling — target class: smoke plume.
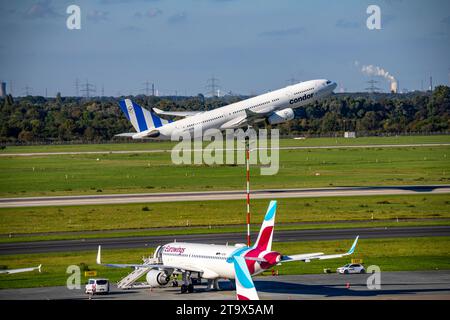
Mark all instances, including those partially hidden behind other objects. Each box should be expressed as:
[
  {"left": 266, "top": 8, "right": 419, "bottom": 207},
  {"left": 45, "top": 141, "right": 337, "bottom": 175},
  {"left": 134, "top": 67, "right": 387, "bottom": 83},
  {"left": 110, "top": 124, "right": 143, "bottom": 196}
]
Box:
[{"left": 361, "top": 64, "right": 397, "bottom": 83}]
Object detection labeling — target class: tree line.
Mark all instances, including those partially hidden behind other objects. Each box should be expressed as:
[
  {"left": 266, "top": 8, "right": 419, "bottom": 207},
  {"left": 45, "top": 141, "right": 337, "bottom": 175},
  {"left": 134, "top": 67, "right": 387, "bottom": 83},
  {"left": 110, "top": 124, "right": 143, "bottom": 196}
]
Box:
[{"left": 0, "top": 86, "right": 449, "bottom": 144}]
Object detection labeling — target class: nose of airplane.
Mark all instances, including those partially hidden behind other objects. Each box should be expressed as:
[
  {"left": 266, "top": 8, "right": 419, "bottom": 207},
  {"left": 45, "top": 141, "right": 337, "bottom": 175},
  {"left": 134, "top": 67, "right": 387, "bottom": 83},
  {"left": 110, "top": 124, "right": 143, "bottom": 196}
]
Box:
[
  {"left": 316, "top": 80, "right": 337, "bottom": 96},
  {"left": 329, "top": 81, "right": 337, "bottom": 91}
]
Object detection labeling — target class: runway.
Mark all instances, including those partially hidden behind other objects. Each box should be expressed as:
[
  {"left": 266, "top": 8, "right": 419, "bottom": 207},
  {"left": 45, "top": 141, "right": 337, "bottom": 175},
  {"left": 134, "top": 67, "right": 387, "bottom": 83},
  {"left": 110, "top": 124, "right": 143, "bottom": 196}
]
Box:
[
  {"left": 1, "top": 226, "right": 448, "bottom": 255},
  {"left": 1, "top": 271, "right": 449, "bottom": 300},
  {"left": 1, "top": 185, "right": 449, "bottom": 208},
  {"left": 1, "top": 143, "right": 449, "bottom": 157}
]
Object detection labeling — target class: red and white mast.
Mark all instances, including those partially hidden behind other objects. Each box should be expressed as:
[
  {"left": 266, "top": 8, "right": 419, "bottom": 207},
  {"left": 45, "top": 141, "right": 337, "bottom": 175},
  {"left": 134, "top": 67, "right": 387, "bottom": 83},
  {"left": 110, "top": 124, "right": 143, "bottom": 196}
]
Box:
[{"left": 246, "top": 137, "right": 251, "bottom": 247}]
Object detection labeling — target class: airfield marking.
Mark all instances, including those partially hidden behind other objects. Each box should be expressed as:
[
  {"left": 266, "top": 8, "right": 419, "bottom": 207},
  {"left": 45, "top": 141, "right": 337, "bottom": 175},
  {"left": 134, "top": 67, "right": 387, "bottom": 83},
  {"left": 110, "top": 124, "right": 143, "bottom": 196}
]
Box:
[
  {"left": 0, "top": 143, "right": 449, "bottom": 157},
  {"left": 0, "top": 185, "right": 449, "bottom": 208},
  {"left": 0, "top": 226, "right": 449, "bottom": 255}
]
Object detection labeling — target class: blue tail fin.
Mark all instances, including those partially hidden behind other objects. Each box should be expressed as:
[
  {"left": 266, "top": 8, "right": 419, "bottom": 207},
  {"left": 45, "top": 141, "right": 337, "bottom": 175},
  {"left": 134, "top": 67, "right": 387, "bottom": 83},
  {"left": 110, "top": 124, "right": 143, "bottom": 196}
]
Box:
[{"left": 118, "top": 99, "right": 172, "bottom": 132}]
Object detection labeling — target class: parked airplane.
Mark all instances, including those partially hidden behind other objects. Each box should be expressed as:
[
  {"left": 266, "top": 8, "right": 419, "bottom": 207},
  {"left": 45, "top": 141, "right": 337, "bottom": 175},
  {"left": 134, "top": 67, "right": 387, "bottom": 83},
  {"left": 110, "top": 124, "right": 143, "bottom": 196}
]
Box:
[
  {"left": 96, "top": 201, "right": 358, "bottom": 300},
  {"left": 0, "top": 264, "right": 41, "bottom": 275},
  {"left": 116, "top": 79, "right": 337, "bottom": 140}
]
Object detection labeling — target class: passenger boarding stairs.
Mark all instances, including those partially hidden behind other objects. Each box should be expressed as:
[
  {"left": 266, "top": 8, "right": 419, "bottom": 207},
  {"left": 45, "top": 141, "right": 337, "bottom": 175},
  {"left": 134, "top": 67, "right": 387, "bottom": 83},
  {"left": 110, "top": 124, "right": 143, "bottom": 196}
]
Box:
[{"left": 117, "top": 257, "right": 159, "bottom": 289}]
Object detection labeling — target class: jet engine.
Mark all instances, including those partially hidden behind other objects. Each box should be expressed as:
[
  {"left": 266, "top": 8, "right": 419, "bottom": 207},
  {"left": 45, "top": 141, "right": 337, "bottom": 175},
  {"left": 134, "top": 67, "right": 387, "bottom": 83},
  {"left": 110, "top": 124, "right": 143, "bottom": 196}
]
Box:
[
  {"left": 267, "top": 108, "right": 294, "bottom": 125},
  {"left": 146, "top": 270, "right": 171, "bottom": 287}
]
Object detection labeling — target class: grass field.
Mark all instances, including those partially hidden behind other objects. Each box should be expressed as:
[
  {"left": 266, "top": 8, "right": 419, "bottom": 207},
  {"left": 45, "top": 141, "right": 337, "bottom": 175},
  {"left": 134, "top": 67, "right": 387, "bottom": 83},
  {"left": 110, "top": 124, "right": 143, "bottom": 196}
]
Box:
[
  {"left": 1, "top": 135, "right": 449, "bottom": 153},
  {"left": 0, "top": 237, "right": 448, "bottom": 289},
  {"left": 1, "top": 143, "right": 449, "bottom": 197},
  {"left": 0, "top": 136, "right": 449, "bottom": 290},
  {"left": 1, "top": 194, "right": 449, "bottom": 236}
]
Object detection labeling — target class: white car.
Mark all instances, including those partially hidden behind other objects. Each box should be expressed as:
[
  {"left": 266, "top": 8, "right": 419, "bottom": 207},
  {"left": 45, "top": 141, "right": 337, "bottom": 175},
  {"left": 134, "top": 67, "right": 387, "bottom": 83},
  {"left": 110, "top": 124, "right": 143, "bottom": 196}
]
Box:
[
  {"left": 85, "top": 278, "right": 110, "bottom": 294},
  {"left": 337, "top": 263, "right": 366, "bottom": 274}
]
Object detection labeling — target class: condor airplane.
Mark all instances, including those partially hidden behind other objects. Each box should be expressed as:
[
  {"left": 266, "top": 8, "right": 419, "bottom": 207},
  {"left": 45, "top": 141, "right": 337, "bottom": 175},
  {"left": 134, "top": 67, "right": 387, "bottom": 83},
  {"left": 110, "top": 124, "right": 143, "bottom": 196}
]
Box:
[
  {"left": 116, "top": 79, "right": 337, "bottom": 140},
  {"left": 96, "top": 201, "right": 358, "bottom": 300}
]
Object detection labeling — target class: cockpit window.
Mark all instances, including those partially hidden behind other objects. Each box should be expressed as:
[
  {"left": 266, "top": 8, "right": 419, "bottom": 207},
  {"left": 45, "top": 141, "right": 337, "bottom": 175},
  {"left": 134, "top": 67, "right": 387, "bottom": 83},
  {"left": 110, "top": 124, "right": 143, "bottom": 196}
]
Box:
[{"left": 326, "top": 80, "right": 332, "bottom": 84}]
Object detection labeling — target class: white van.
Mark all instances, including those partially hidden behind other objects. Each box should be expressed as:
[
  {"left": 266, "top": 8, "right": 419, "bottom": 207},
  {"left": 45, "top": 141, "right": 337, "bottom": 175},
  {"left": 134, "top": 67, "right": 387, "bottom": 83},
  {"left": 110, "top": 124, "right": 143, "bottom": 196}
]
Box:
[{"left": 85, "top": 278, "right": 110, "bottom": 294}]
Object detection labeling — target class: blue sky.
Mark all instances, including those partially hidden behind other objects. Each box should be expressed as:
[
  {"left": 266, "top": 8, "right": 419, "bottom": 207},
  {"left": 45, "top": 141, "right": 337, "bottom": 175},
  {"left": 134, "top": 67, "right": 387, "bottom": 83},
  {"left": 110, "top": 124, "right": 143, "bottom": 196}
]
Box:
[{"left": 0, "top": 0, "right": 449, "bottom": 96}]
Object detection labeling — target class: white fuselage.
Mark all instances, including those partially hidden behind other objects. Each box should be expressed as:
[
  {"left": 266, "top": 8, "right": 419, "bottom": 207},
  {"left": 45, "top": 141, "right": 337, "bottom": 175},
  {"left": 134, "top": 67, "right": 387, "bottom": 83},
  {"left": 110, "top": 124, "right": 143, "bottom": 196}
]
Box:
[
  {"left": 159, "top": 242, "right": 269, "bottom": 280},
  {"left": 136, "top": 79, "right": 336, "bottom": 140}
]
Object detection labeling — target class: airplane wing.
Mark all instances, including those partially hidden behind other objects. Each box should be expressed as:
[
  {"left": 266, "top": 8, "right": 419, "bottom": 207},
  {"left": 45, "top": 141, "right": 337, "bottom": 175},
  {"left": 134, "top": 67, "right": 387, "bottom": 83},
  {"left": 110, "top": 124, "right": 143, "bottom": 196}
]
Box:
[
  {"left": 220, "top": 108, "right": 276, "bottom": 129},
  {"left": 114, "top": 133, "right": 136, "bottom": 137},
  {"left": 0, "top": 264, "right": 41, "bottom": 274},
  {"left": 96, "top": 246, "right": 203, "bottom": 273},
  {"left": 244, "top": 109, "right": 273, "bottom": 123},
  {"left": 220, "top": 116, "right": 247, "bottom": 129},
  {"left": 280, "top": 236, "right": 359, "bottom": 263},
  {"left": 232, "top": 256, "right": 259, "bottom": 300},
  {"left": 152, "top": 107, "right": 203, "bottom": 118}
]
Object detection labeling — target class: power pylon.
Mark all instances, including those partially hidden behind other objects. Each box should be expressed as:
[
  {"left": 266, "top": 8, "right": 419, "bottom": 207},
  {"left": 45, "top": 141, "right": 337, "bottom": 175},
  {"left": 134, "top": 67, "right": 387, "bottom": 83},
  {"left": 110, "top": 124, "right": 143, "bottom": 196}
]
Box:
[
  {"left": 80, "top": 80, "right": 96, "bottom": 98},
  {"left": 206, "top": 76, "right": 220, "bottom": 97}
]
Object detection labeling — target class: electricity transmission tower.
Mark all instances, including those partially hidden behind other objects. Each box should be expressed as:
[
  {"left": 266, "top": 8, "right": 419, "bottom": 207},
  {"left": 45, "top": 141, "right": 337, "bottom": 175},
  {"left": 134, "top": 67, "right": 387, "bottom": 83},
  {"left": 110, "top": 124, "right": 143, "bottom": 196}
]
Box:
[
  {"left": 206, "top": 76, "right": 220, "bottom": 97},
  {"left": 80, "top": 80, "right": 96, "bottom": 98},
  {"left": 23, "top": 85, "right": 32, "bottom": 96},
  {"left": 365, "top": 79, "right": 381, "bottom": 93},
  {"left": 142, "top": 81, "right": 155, "bottom": 96},
  {"left": 75, "top": 78, "right": 79, "bottom": 97},
  {"left": 286, "top": 77, "right": 299, "bottom": 85}
]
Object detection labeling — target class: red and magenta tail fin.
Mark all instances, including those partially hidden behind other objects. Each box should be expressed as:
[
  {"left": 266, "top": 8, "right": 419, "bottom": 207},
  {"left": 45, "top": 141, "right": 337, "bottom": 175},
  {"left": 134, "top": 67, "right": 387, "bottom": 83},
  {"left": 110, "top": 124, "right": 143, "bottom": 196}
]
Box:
[{"left": 253, "top": 200, "right": 276, "bottom": 251}]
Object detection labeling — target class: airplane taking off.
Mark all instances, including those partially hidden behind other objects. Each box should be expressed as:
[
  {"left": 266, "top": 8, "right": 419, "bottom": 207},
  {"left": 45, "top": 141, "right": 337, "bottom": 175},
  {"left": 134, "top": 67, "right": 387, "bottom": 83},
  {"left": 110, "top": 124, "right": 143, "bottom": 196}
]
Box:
[
  {"left": 0, "top": 264, "right": 41, "bottom": 275},
  {"left": 96, "top": 201, "right": 358, "bottom": 300},
  {"left": 116, "top": 79, "right": 337, "bottom": 140}
]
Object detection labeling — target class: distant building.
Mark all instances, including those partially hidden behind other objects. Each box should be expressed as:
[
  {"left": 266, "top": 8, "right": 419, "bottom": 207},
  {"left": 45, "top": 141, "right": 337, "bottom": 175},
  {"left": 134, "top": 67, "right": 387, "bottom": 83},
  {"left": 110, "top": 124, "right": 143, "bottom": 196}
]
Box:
[
  {"left": 344, "top": 131, "right": 356, "bottom": 138},
  {"left": 0, "top": 82, "right": 6, "bottom": 98}
]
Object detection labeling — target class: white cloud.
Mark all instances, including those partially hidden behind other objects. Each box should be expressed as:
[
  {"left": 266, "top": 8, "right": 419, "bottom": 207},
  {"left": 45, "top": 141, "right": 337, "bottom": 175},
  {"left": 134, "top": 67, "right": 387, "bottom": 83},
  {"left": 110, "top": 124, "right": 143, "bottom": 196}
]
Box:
[
  {"left": 135, "top": 8, "right": 163, "bottom": 19},
  {"left": 24, "top": 0, "right": 60, "bottom": 19}
]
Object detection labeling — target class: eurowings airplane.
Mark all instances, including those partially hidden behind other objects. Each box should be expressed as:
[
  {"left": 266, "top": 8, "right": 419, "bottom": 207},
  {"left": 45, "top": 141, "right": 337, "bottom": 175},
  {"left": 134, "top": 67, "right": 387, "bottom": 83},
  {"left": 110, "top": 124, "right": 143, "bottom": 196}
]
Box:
[
  {"left": 0, "top": 264, "right": 41, "bottom": 275},
  {"left": 96, "top": 201, "right": 358, "bottom": 300},
  {"left": 116, "top": 79, "right": 337, "bottom": 140}
]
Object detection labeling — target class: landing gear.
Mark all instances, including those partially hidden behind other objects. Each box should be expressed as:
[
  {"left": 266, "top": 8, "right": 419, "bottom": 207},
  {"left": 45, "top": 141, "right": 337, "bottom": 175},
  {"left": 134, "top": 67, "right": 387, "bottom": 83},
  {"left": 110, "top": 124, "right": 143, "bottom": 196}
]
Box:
[
  {"left": 180, "top": 283, "right": 194, "bottom": 293},
  {"left": 206, "top": 279, "right": 220, "bottom": 291},
  {"left": 180, "top": 272, "right": 194, "bottom": 294}
]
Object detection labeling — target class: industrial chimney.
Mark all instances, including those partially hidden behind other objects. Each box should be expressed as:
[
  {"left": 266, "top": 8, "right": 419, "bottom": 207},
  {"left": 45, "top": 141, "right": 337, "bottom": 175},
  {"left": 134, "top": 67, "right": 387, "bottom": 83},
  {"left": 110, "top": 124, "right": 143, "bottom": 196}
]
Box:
[
  {"left": 390, "top": 81, "right": 398, "bottom": 94},
  {"left": 0, "top": 81, "right": 6, "bottom": 98}
]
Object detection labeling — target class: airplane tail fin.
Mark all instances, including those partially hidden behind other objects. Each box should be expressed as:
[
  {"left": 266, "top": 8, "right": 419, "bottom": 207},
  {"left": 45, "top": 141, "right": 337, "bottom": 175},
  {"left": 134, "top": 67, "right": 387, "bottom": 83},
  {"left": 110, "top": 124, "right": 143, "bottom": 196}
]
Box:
[
  {"left": 253, "top": 200, "right": 276, "bottom": 251},
  {"left": 118, "top": 99, "right": 172, "bottom": 132},
  {"left": 232, "top": 256, "right": 259, "bottom": 300},
  {"left": 96, "top": 245, "right": 102, "bottom": 265}
]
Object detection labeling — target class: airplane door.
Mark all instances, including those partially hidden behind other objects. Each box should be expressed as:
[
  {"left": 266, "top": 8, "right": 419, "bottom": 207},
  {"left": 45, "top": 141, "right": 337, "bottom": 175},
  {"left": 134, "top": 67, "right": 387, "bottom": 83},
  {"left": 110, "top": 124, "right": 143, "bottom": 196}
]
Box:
[{"left": 154, "top": 245, "right": 164, "bottom": 263}]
